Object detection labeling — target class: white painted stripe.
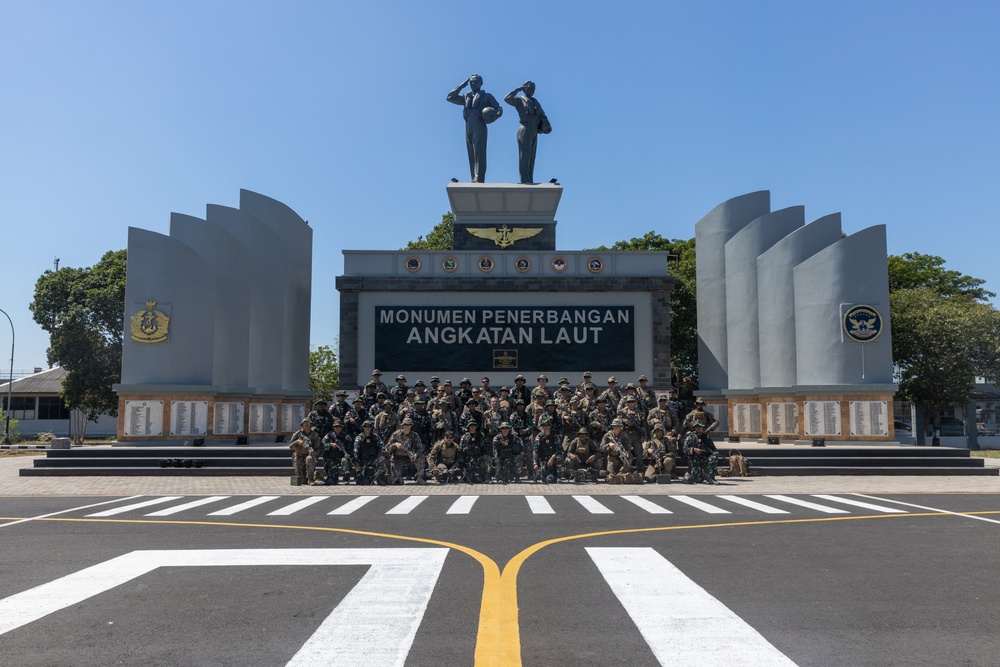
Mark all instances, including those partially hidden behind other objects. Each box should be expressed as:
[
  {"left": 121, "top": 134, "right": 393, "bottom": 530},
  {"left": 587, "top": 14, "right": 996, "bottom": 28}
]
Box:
[
  {"left": 446, "top": 495, "right": 478, "bottom": 514},
  {"left": 620, "top": 495, "right": 672, "bottom": 514},
  {"left": 267, "top": 497, "right": 327, "bottom": 516},
  {"left": 328, "top": 496, "right": 378, "bottom": 515},
  {"left": 671, "top": 495, "right": 731, "bottom": 514},
  {"left": 764, "top": 495, "right": 849, "bottom": 514},
  {"left": 852, "top": 493, "right": 1000, "bottom": 525},
  {"left": 208, "top": 496, "right": 281, "bottom": 516},
  {"left": 87, "top": 496, "right": 183, "bottom": 517},
  {"left": 587, "top": 547, "right": 799, "bottom": 667},
  {"left": 526, "top": 495, "right": 555, "bottom": 514},
  {"left": 811, "top": 495, "right": 907, "bottom": 514},
  {"left": 717, "top": 495, "right": 789, "bottom": 514},
  {"left": 145, "top": 496, "right": 230, "bottom": 516},
  {"left": 386, "top": 496, "right": 428, "bottom": 515},
  {"left": 0, "top": 495, "right": 146, "bottom": 528},
  {"left": 0, "top": 547, "right": 449, "bottom": 667},
  {"left": 572, "top": 495, "right": 614, "bottom": 514}
]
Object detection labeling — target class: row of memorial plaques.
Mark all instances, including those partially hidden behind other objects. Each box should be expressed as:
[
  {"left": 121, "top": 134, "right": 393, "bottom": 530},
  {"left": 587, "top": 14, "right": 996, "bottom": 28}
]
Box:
[
  {"left": 122, "top": 400, "right": 307, "bottom": 437},
  {"left": 727, "top": 400, "right": 890, "bottom": 437}
]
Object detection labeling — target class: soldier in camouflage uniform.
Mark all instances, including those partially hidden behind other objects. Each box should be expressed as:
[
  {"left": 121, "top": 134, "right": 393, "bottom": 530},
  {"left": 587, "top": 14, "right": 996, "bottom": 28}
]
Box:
[
  {"left": 646, "top": 394, "right": 677, "bottom": 437},
  {"left": 460, "top": 398, "right": 485, "bottom": 435},
  {"left": 532, "top": 417, "right": 563, "bottom": 483},
  {"left": 682, "top": 421, "right": 718, "bottom": 484},
  {"left": 497, "top": 386, "right": 512, "bottom": 412},
  {"left": 510, "top": 375, "right": 531, "bottom": 406},
  {"left": 321, "top": 419, "right": 353, "bottom": 484},
  {"left": 588, "top": 396, "right": 613, "bottom": 442},
  {"left": 636, "top": 375, "right": 657, "bottom": 412},
  {"left": 618, "top": 395, "right": 647, "bottom": 461},
  {"left": 456, "top": 378, "right": 474, "bottom": 407},
  {"left": 683, "top": 397, "right": 719, "bottom": 435},
  {"left": 408, "top": 398, "right": 435, "bottom": 453},
  {"left": 412, "top": 379, "right": 429, "bottom": 403},
  {"left": 666, "top": 387, "right": 687, "bottom": 436},
  {"left": 538, "top": 399, "right": 564, "bottom": 441},
  {"left": 330, "top": 391, "right": 358, "bottom": 433},
  {"left": 387, "top": 417, "right": 424, "bottom": 485},
  {"left": 371, "top": 395, "right": 400, "bottom": 442},
  {"left": 479, "top": 376, "right": 495, "bottom": 400},
  {"left": 389, "top": 375, "right": 409, "bottom": 406},
  {"left": 307, "top": 400, "right": 336, "bottom": 441},
  {"left": 563, "top": 427, "right": 601, "bottom": 481},
  {"left": 353, "top": 420, "right": 385, "bottom": 482},
  {"left": 459, "top": 420, "right": 490, "bottom": 482},
  {"left": 600, "top": 418, "right": 633, "bottom": 475},
  {"left": 349, "top": 397, "right": 367, "bottom": 436},
  {"left": 369, "top": 369, "right": 390, "bottom": 397},
  {"left": 430, "top": 398, "right": 458, "bottom": 443},
  {"left": 508, "top": 400, "right": 533, "bottom": 444},
  {"left": 482, "top": 397, "right": 507, "bottom": 440},
  {"left": 492, "top": 422, "right": 523, "bottom": 483},
  {"left": 599, "top": 377, "right": 623, "bottom": 416},
  {"left": 427, "top": 430, "right": 462, "bottom": 483},
  {"left": 289, "top": 418, "right": 321, "bottom": 485},
  {"left": 531, "top": 374, "right": 552, "bottom": 401},
  {"left": 642, "top": 423, "right": 679, "bottom": 481}
]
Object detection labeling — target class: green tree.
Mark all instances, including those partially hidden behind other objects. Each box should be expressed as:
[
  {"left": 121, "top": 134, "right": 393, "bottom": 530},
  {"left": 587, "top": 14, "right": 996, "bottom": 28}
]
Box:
[
  {"left": 29, "top": 250, "right": 126, "bottom": 443},
  {"left": 309, "top": 344, "right": 340, "bottom": 403},
  {"left": 888, "top": 253, "right": 1000, "bottom": 441},
  {"left": 888, "top": 252, "right": 994, "bottom": 301},
  {"left": 404, "top": 212, "right": 454, "bottom": 251},
  {"left": 591, "top": 232, "right": 697, "bottom": 390},
  {"left": 0, "top": 407, "right": 18, "bottom": 444}
]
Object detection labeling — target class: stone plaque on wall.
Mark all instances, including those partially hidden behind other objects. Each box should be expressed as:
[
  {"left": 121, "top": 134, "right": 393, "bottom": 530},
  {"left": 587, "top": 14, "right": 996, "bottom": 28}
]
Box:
[
  {"left": 850, "top": 401, "right": 889, "bottom": 436},
  {"left": 124, "top": 400, "right": 164, "bottom": 437},
  {"left": 733, "top": 403, "right": 761, "bottom": 434},
  {"left": 804, "top": 401, "right": 842, "bottom": 436},
  {"left": 707, "top": 403, "right": 728, "bottom": 433},
  {"left": 767, "top": 402, "right": 799, "bottom": 435},
  {"left": 249, "top": 403, "right": 277, "bottom": 434},
  {"left": 214, "top": 402, "right": 245, "bottom": 435},
  {"left": 170, "top": 401, "right": 208, "bottom": 436},
  {"left": 281, "top": 403, "right": 306, "bottom": 432}
]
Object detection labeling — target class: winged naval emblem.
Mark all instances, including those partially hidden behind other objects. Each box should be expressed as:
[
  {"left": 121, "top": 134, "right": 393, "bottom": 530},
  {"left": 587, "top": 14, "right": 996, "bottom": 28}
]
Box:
[{"left": 466, "top": 224, "right": 543, "bottom": 249}]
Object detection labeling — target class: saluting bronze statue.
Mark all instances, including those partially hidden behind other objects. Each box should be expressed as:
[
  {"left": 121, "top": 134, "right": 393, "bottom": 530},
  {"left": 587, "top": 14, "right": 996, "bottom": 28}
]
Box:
[
  {"left": 504, "top": 81, "right": 551, "bottom": 184},
  {"left": 447, "top": 74, "right": 503, "bottom": 183}
]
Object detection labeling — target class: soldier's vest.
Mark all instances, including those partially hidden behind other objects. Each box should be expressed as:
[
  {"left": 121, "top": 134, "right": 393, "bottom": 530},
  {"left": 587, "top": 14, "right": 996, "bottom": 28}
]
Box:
[
  {"left": 536, "top": 435, "right": 560, "bottom": 460},
  {"left": 495, "top": 436, "right": 518, "bottom": 459},
  {"left": 440, "top": 444, "right": 459, "bottom": 465},
  {"left": 462, "top": 432, "right": 486, "bottom": 457},
  {"left": 355, "top": 435, "right": 380, "bottom": 461},
  {"left": 576, "top": 441, "right": 591, "bottom": 457}
]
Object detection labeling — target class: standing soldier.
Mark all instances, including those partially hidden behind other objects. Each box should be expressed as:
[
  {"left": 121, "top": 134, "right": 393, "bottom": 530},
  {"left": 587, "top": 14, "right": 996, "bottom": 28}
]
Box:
[
  {"left": 600, "top": 418, "right": 633, "bottom": 477},
  {"left": 353, "top": 420, "right": 385, "bottom": 484},
  {"left": 387, "top": 417, "right": 424, "bottom": 485},
  {"left": 492, "top": 422, "right": 522, "bottom": 483},
  {"left": 460, "top": 420, "right": 489, "bottom": 482},
  {"left": 666, "top": 387, "right": 687, "bottom": 435},
  {"left": 533, "top": 417, "right": 563, "bottom": 483},
  {"left": 510, "top": 375, "right": 531, "bottom": 406},
  {"left": 588, "top": 396, "right": 613, "bottom": 442},
  {"left": 389, "top": 375, "right": 409, "bottom": 406},
  {"left": 289, "top": 418, "right": 321, "bottom": 486},
  {"left": 483, "top": 397, "right": 507, "bottom": 439},
  {"left": 307, "top": 400, "right": 336, "bottom": 441},
  {"left": 322, "top": 419, "right": 353, "bottom": 485},
  {"left": 372, "top": 395, "right": 399, "bottom": 442},
  {"left": 497, "top": 386, "right": 512, "bottom": 412},
  {"left": 369, "top": 369, "right": 390, "bottom": 397},
  {"left": 531, "top": 374, "right": 552, "bottom": 401},
  {"left": 600, "top": 377, "right": 623, "bottom": 416},
  {"left": 563, "top": 427, "right": 601, "bottom": 482},
  {"left": 457, "top": 378, "right": 474, "bottom": 406},
  {"left": 509, "top": 399, "right": 533, "bottom": 444},
  {"left": 430, "top": 397, "right": 458, "bottom": 443},
  {"left": 479, "top": 376, "right": 495, "bottom": 400},
  {"left": 636, "top": 375, "right": 657, "bottom": 412},
  {"left": 683, "top": 398, "right": 719, "bottom": 435},
  {"left": 618, "top": 395, "right": 647, "bottom": 461},
  {"left": 412, "top": 379, "right": 429, "bottom": 403},
  {"left": 408, "top": 398, "right": 435, "bottom": 451},
  {"left": 330, "top": 390, "right": 357, "bottom": 430}
]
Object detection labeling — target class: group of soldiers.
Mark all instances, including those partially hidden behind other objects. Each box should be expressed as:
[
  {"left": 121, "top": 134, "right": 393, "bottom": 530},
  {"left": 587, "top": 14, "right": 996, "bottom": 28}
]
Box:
[{"left": 289, "top": 369, "right": 724, "bottom": 486}]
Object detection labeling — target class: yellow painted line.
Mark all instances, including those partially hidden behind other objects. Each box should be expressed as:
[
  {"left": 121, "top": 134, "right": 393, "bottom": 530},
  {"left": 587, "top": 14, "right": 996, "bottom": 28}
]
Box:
[{"left": 3, "top": 509, "right": 1000, "bottom": 667}]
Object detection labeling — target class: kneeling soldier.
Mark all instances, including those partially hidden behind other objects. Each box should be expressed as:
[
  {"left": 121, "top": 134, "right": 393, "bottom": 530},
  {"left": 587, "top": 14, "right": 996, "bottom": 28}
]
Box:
[
  {"left": 428, "top": 430, "right": 462, "bottom": 483},
  {"left": 289, "top": 418, "right": 321, "bottom": 485},
  {"left": 563, "top": 427, "right": 601, "bottom": 482},
  {"left": 533, "top": 417, "right": 562, "bottom": 483},
  {"left": 387, "top": 417, "right": 423, "bottom": 485}
]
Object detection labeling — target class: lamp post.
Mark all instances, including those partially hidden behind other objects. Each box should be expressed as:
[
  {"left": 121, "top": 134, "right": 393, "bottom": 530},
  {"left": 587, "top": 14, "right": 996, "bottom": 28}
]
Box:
[{"left": 0, "top": 308, "right": 13, "bottom": 445}]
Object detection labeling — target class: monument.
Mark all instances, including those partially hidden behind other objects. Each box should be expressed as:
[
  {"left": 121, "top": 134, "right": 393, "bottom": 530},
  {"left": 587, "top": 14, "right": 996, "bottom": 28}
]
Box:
[{"left": 113, "top": 190, "right": 313, "bottom": 442}]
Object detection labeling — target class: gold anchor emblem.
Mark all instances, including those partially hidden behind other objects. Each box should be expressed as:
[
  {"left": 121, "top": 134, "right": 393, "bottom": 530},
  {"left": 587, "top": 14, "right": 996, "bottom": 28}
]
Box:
[
  {"left": 466, "top": 224, "right": 543, "bottom": 249},
  {"left": 130, "top": 300, "right": 170, "bottom": 343}
]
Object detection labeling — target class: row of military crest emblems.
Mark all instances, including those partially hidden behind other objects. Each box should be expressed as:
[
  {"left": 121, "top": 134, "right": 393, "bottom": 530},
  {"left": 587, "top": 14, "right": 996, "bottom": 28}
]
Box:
[
  {"left": 130, "top": 300, "right": 170, "bottom": 343},
  {"left": 403, "top": 256, "right": 606, "bottom": 274}
]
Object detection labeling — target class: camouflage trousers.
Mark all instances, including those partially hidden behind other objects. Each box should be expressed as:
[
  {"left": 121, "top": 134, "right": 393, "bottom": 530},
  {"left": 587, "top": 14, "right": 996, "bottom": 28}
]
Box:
[
  {"left": 390, "top": 454, "right": 425, "bottom": 483},
  {"left": 687, "top": 453, "right": 718, "bottom": 482}
]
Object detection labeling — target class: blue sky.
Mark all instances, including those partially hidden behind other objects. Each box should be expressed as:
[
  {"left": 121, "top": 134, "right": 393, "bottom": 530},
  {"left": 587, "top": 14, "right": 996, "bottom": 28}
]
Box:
[{"left": 2, "top": 1, "right": 998, "bottom": 374}]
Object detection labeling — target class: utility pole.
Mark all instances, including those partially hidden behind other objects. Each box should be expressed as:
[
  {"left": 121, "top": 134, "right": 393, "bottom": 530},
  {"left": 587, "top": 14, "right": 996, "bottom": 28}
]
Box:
[{"left": 0, "top": 308, "right": 14, "bottom": 445}]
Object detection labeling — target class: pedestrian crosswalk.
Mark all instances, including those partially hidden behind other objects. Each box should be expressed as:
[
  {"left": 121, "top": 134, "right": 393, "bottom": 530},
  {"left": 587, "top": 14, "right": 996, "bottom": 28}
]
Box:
[{"left": 80, "top": 493, "right": 910, "bottom": 521}]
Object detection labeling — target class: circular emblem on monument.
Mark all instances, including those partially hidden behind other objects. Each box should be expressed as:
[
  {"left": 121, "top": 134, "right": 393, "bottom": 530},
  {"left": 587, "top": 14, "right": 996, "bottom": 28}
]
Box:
[
  {"left": 843, "top": 304, "right": 883, "bottom": 343},
  {"left": 405, "top": 257, "right": 421, "bottom": 273},
  {"left": 442, "top": 257, "right": 458, "bottom": 273},
  {"left": 478, "top": 256, "right": 495, "bottom": 273},
  {"left": 587, "top": 257, "right": 604, "bottom": 274},
  {"left": 551, "top": 257, "right": 567, "bottom": 273},
  {"left": 515, "top": 257, "right": 531, "bottom": 273}
]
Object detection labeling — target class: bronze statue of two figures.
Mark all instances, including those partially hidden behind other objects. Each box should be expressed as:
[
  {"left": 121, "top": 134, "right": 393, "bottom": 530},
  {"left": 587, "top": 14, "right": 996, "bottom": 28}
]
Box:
[{"left": 447, "top": 74, "right": 552, "bottom": 184}]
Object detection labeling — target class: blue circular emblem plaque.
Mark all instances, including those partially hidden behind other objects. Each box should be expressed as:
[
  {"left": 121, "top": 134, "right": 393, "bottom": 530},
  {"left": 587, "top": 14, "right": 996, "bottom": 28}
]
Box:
[
  {"left": 843, "top": 304, "right": 883, "bottom": 343},
  {"left": 478, "top": 256, "right": 494, "bottom": 273},
  {"left": 405, "top": 257, "right": 421, "bottom": 272},
  {"left": 588, "top": 257, "right": 604, "bottom": 274},
  {"left": 515, "top": 257, "right": 531, "bottom": 273},
  {"left": 442, "top": 257, "right": 458, "bottom": 272}
]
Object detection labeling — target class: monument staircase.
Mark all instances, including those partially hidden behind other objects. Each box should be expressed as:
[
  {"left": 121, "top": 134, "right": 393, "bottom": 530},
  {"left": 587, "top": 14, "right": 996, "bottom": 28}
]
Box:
[{"left": 18, "top": 442, "right": 996, "bottom": 477}]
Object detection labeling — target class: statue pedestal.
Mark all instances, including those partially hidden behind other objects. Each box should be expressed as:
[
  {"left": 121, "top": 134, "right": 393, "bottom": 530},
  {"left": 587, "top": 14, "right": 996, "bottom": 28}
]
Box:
[{"left": 447, "top": 182, "right": 561, "bottom": 251}]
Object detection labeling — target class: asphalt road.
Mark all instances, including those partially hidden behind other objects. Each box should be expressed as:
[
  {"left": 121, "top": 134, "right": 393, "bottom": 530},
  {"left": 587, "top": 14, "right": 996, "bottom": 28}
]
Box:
[{"left": 1, "top": 492, "right": 998, "bottom": 666}]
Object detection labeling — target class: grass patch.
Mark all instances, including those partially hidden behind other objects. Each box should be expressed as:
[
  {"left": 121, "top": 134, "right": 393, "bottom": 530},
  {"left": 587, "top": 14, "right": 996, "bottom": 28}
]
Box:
[
  {"left": 0, "top": 449, "right": 46, "bottom": 458},
  {"left": 971, "top": 450, "right": 1000, "bottom": 459}
]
